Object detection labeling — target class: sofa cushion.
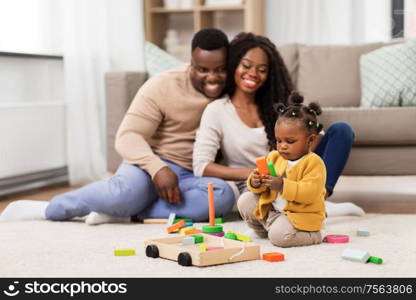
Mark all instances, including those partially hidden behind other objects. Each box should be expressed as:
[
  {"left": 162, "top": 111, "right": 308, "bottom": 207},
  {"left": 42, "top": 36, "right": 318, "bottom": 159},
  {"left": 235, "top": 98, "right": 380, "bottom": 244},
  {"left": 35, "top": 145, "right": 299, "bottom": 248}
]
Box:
[
  {"left": 277, "top": 44, "right": 299, "bottom": 85},
  {"left": 320, "top": 106, "right": 416, "bottom": 145},
  {"left": 360, "top": 39, "right": 416, "bottom": 107},
  {"left": 297, "top": 43, "right": 384, "bottom": 107},
  {"left": 144, "top": 42, "right": 185, "bottom": 78}
]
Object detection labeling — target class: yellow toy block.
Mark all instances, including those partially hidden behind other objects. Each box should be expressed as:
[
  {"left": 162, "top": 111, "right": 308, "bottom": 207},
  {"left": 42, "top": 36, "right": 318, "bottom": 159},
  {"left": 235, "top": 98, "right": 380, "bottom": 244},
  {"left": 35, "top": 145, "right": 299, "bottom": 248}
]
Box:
[
  {"left": 198, "top": 243, "right": 207, "bottom": 252},
  {"left": 114, "top": 249, "right": 136, "bottom": 256},
  {"left": 179, "top": 226, "right": 195, "bottom": 235},
  {"left": 228, "top": 231, "right": 252, "bottom": 242}
]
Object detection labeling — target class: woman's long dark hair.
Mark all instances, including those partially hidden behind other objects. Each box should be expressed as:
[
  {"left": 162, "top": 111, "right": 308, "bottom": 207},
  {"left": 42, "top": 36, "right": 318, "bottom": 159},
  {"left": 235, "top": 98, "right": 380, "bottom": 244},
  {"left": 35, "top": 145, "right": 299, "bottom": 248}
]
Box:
[{"left": 226, "top": 32, "right": 294, "bottom": 150}]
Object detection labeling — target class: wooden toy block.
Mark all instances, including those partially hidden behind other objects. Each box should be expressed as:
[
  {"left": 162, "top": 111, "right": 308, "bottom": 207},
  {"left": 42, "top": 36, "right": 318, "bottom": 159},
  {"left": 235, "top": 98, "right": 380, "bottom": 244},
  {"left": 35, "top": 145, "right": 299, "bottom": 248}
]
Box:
[
  {"left": 323, "top": 234, "right": 349, "bottom": 243},
  {"left": 357, "top": 229, "right": 370, "bottom": 237},
  {"left": 191, "top": 234, "right": 204, "bottom": 244},
  {"left": 179, "top": 226, "right": 195, "bottom": 235},
  {"left": 184, "top": 229, "right": 202, "bottom": 235},
  {"left": 167, "top": 213, "right": 176, "bottom": 226},
  {"left": 341, "top": 248, "right": 370, "bottom": 263},
  {"left": 167, "top": 220, "right": 186, "bottom": 233},
  {"left": 198, "top": 243, "right": 207, "bottom": 252},
  {"left": 207, "top": 246, "right": 224, "bottom": 251},
  {"left": 256, "top": 157, "right": 269, "bottom": 175},
  {"left": 262, "top": 252, "right": 284, "bottom": 262},
  {"left": 173, "top": 218, "right": 193, "bottom": 224},
  {"left": 144, "top": 233, "right": 261, "bottom": 267},
  {"left": 215, "top": 217, "right": 225, "bottom": 224},
  {"left": 114, "top": 249, "right": 136, "bottom": 256},
  {"left": 202, "top": 224, "right": 223, "bottom": 233},
  {"left": 368, "top": 256, "right": 383, "bottom": 264},
  {"left": 181, "top": 236, "right": 195, "bottom": 245},
  {"left": 143, "top": 218, "right": 168, "bottom": 224},
  {"left": 224, "top": 232, "right": 237, "bottom": 240},
  {"left": 267, "top": 161, "right": 277, "bottom": 177},
  {"left": 208, "top": 182, "right": 215, "bottom": 226}
]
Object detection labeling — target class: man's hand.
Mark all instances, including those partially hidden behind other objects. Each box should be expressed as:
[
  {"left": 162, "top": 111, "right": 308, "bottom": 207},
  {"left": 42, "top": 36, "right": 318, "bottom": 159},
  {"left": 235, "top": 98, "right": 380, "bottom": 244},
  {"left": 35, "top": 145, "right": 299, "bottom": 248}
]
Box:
[
  {"left": 152, "top": 167, "right": 181, "bottom": 204},
  {"left": 261, "top": 175, "right": 284, "bottom": 192},
  {"left": 249, "top": 169, "right": 262, "bottom": 188}
]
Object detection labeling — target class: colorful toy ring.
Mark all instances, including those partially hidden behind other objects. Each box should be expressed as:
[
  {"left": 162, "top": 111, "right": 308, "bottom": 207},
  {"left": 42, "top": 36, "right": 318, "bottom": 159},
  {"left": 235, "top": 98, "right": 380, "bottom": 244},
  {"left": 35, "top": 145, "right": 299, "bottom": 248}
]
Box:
[{"left": 323, "top": 234, "right": 349, "bottom": 243}]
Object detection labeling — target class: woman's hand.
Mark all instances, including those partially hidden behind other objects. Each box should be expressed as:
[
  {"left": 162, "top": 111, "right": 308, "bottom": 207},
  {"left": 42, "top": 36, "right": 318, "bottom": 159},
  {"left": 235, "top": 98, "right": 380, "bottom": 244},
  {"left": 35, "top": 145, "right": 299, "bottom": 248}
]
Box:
[
  {"left": 261, "top": 175, "right": 283, "bottom": 192},
  {"left": 249, "top": 169, "right": 262, "bottom": 188}
]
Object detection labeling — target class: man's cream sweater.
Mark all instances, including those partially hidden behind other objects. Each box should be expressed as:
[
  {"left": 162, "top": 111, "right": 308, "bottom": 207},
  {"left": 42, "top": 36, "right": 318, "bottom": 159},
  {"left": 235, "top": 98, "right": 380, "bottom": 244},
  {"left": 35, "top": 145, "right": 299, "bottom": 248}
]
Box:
[{"left": 115, "top": 66, "right": 211, "bottom": 178}]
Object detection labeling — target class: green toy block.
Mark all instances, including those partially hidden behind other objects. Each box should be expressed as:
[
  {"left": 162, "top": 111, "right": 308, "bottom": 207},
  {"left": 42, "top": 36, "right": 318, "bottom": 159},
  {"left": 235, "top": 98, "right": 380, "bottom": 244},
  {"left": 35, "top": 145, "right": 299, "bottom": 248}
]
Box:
[
  {"left": 191, "top": 234, "right": 204, "bottom": 244},
  {"left": 267, "top": 161, "right": 277, "bottom": 177},
  {"left": 114, "top": 249, "right": 136, "bottom": 256},
  {"left": 173, "top": 218, "right": 193, "bottom": 224},
  {"left": 368, "top": 256, "right": 383, "bottom": 264},
  {"left": 202, "top": 225, "right": 223, "bottom": 233},
  {"left": 215, "top": 217, "right": 225, "bottom": 224},
  {"left": 357, "top": 229, "right": 370, "bottom": 236},
  {"left": 224, "top": 232, "right": 237, "bottom": 240}
]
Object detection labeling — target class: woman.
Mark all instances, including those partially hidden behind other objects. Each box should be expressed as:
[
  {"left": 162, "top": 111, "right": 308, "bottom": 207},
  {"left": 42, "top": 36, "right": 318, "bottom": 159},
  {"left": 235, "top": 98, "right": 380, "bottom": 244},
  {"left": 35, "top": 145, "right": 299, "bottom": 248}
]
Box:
[{"left": 193, "top": 32, "right": 363, "bottom": 217}]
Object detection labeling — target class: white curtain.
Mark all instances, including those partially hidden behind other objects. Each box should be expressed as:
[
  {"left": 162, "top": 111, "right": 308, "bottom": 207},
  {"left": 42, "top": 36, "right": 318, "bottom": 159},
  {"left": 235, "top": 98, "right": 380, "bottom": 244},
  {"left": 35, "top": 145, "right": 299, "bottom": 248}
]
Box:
[
  {"left": 63, "top": 0, "right": 145, "bottom": 185},
  {"left": 266, "top": 0, "right": 392, "bottom": 45}
]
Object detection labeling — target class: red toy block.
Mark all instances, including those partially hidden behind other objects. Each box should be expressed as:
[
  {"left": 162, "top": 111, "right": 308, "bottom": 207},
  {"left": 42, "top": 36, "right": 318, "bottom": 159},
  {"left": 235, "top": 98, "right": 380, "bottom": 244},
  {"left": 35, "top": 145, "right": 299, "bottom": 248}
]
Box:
[
  {"left": 167, "top": 220, "right": 186, "bottom": 233},
  {"left": 262, "top": 252, "right": 284, "bottom": 262}
]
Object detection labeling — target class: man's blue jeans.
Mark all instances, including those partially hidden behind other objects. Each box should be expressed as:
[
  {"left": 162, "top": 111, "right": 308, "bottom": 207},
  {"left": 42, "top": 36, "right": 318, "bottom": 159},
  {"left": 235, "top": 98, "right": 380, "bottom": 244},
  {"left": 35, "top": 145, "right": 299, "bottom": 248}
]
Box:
[{"left": 45, "top": 160, "right": 235, "bottom": 221}]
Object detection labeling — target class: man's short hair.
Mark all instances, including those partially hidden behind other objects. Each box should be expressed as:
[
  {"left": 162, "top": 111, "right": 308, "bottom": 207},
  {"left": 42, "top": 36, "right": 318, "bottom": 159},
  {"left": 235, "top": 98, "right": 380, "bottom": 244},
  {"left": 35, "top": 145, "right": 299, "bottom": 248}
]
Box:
[{"left": 191, "top": 28, "right": 229, "bottom": 52}]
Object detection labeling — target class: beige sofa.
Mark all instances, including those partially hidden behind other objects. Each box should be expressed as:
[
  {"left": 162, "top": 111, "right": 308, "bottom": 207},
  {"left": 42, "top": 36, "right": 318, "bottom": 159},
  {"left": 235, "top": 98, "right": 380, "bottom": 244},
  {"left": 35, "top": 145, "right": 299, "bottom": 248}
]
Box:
[{"left": 105, "top": 42, "right": 416, "bottom": 213}]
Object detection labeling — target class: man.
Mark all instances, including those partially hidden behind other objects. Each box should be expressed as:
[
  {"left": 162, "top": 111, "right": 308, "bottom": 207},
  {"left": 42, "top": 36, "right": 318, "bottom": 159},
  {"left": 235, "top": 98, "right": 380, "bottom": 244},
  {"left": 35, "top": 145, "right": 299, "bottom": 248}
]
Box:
[{"left": 0, "top": 28, "right": 235, "bottom": 225}]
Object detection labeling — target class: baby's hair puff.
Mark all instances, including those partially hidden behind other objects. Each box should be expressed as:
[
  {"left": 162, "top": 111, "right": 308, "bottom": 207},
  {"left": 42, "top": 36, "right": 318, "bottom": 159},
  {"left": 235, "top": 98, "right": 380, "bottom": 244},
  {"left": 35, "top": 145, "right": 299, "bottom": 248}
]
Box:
[{"left": 274, "top": 92, "right": 323, "bottom": 134}]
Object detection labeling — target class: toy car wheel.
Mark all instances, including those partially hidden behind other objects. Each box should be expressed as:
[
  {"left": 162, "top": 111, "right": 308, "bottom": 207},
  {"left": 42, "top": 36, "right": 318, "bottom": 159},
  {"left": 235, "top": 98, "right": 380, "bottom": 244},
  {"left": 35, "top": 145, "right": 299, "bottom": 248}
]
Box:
[
  {"left": 145, "top": 245, "right": 159, "bottom": 258},
  {"left": 178, "top": 252, "right": 192, "bottom": 266}
]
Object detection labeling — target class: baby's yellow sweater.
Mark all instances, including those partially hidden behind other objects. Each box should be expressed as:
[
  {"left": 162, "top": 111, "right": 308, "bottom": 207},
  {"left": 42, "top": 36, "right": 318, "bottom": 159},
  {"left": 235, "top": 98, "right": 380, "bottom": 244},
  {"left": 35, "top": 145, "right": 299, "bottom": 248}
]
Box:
[{"left": 247, "top": 151, "right": 326, "bottom": 231}]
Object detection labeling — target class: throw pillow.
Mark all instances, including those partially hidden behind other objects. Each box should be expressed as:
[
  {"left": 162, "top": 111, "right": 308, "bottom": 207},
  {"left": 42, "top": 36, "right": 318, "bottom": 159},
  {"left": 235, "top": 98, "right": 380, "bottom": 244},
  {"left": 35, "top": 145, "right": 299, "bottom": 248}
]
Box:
[
  {"left": 144, "top": 42, "right": 186, "bottom": 78},
  {"left": 360, "top": 39, "right": 416, "bottom": 107}
]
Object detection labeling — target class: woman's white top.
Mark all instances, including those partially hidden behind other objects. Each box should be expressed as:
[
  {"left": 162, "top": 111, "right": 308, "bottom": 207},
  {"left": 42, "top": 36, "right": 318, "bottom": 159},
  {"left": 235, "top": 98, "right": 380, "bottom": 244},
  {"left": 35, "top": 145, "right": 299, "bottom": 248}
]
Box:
[{"left": 193, "top": 97, "right": 269, "bottom": 194}]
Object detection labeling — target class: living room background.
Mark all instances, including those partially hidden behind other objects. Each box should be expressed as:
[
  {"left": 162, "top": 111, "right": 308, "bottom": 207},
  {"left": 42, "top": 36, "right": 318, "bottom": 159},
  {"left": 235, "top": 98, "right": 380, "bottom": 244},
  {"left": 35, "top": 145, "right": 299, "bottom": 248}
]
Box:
[{"left": 0, "top": 0, "right": 414, "bottom": 195}]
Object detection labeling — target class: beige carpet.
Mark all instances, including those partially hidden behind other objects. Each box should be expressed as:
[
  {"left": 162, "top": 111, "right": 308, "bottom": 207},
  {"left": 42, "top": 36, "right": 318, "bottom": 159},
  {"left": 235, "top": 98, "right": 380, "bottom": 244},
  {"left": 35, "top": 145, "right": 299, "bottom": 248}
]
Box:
[{"left": 1, "top": 213, "right": 415, "bottom": 278}]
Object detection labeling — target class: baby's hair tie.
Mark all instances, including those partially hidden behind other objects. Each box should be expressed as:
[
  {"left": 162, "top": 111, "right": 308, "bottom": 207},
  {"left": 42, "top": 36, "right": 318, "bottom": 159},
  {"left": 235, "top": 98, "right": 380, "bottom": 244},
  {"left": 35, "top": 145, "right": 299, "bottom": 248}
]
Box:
[
  {"left": 308, "top": 120, "right": 314, "bottom": 126},
  {"left": 316, "top": 122, "right": 320, "bottom": 128},
  {"left": 279, "top": 107, "right": 285, "bottom": 113},
  {"left": 291, "top": 111, "right": 296, "bottom": 116}
]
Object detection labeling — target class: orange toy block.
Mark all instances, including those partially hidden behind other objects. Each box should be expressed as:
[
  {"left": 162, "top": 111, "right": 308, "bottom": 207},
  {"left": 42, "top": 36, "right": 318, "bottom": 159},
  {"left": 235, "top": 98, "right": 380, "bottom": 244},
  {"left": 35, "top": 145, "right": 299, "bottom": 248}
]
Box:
[
  {"left": 256, "top": 157, "right": 269, "bottom": 175},
  {"left": 184, "top": 229, "right": 202, "bottom": 235},
  {"left": 262, "top": 252, "right": 284, "bottom": 262},
  {"left": 166, "top": 220, "right": 186, "bottom": 233}
]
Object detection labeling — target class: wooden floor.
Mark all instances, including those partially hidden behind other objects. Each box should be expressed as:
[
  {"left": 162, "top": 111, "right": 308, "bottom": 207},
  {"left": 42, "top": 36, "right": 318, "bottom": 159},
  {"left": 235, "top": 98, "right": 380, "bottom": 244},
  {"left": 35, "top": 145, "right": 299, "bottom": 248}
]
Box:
[{"left": 0, "top": 183, "right": 80, "bottom": 213}]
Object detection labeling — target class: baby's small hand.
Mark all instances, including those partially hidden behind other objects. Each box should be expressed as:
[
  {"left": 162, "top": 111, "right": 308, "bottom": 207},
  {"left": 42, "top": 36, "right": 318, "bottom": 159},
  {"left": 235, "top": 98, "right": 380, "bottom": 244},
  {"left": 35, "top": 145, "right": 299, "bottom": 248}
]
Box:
[
  {"left": 261, "top": 175, "right": 283, "bottom": 192},
  {"left": 250, "top": 169, "right": 261, "bottom": 188}
]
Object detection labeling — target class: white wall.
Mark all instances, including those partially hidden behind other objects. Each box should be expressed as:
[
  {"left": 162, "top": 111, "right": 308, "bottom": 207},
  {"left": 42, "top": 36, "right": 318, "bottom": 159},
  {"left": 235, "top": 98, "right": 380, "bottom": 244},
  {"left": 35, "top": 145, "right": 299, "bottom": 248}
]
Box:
[
  {"left": 265, "top": 0, "right": 392, "bottom": 46},
  {"left": 0, "top": 56, "right": 64, "bottom": 104},
  {"left": 0, "top": 0, "right": 63, "bottom": 55}
]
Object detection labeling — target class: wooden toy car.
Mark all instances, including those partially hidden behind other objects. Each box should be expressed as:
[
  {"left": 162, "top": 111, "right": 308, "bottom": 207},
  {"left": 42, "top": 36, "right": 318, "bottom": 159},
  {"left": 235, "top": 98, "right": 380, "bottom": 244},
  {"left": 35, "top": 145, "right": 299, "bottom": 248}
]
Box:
[{"left": 144, "top": 233, "right": 260, "bottom": 267}]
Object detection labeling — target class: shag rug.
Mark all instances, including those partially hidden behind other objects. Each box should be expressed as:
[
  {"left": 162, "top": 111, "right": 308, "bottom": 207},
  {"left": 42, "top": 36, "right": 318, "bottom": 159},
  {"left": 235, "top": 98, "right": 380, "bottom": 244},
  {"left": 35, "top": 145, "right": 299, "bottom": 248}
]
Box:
[{"left": 1, "top": 213, "right": 415, "bottom": 278}]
